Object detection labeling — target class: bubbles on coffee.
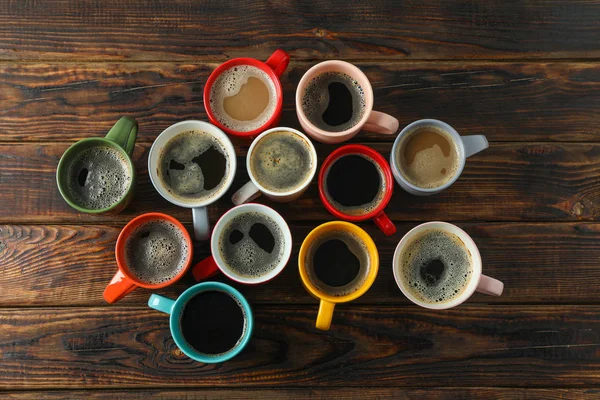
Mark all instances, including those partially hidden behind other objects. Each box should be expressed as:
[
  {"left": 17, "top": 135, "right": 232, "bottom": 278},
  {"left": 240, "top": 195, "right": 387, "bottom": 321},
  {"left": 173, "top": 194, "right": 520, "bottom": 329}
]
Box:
[
  {"left": 66, "top": 145, "right": 131, "bottom": 210},
  {"left": 210, "top": 65, "right": 278, "bottom": 132},
  {"left": 301, "top": 72, "right": 366, "bottom": 132},
  {"left": 125, "top": 220, "right": 188, "bottom": 284},
  {"left": 218, "top": 211, "right": 284, "bottom": 279},
  {"left": 398, "top": 229, "right": 473, "bottom": 304}
]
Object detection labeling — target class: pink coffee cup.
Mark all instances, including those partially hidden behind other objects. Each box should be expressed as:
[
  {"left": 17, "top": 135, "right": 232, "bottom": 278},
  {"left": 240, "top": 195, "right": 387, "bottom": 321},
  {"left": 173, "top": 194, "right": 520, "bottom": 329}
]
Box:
[{"left": 295, "top": 60, "right": 399, "bottom": 144}]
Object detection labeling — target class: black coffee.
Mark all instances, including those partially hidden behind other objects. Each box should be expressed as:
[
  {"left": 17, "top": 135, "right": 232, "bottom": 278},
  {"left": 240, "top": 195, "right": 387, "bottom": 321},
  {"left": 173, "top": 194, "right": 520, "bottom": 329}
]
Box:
[
  {"left": 158, "top": 130, "right": 230, "bottom": 203},
  {"left": 398, "top": 229, "right": 473, "bottom": 304},
  {"left": 301, "top": 72, "right": 366, "bottom": 132},
  {"left": 324, "top": 154, "right": 385, "bottom": 216},
  {"left": 180, "top": 290, "right": 246, "bottom": 355},
  {"left": 125, "top": 220, "right": 188, "bottom": 284},
  {"left": 306, "top": 230, "right": 370, "bottom": 296},
  {"left": 67, "top": 145, "right": 131, "bottom": 210},
  {"left": 218, "top": 211, "right": 284, "bottom": 278}
]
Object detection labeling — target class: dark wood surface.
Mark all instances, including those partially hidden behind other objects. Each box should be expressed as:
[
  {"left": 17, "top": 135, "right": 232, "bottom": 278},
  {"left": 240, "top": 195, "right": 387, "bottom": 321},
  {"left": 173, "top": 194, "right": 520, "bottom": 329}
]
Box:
[{"left": 0, "top": 1, "right": 598, "bottom": 398}]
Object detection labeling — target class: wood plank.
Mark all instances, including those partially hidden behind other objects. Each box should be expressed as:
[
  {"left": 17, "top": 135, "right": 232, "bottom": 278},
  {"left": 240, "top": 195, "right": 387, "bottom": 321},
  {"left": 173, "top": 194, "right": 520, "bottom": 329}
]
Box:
[
  {"left": 1, "top": 222, "right": 599, "bottom": 306},
  {"left": 4, "top": 388, "right": 599, "bottom": 400},
  {"left": 0, "top": 1, "right": 598, "bottom": 61},
  {"left": 0, "top": 62, "right": 598, "bottom": 142},
  {"left": 0, "top": 306, "right": 598, "bottom": 389},
  {"left": 1, "top": 142, "right": 599, "bottom": 224}
]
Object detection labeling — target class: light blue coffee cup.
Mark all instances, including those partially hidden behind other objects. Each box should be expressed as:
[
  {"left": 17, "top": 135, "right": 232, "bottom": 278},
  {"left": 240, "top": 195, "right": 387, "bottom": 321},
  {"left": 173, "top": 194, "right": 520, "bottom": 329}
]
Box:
[{"left": 148, "top": 282, "right": 253, "bottom": 363}]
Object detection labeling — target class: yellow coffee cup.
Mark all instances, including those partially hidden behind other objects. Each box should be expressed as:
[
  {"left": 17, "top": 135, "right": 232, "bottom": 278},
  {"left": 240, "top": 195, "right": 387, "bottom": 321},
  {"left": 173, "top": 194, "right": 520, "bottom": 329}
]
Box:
[{"left": 298, "top": 221, "right": 379, "bottom": 330}]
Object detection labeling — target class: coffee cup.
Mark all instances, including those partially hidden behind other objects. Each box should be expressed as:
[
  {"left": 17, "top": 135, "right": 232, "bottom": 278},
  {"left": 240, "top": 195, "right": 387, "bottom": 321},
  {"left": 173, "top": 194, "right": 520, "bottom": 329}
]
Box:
[
  {"left": 148, "top": 120, "right": 237, "bottom": 241},
  {"left": 56, "top": 116, "right": 138, "bottom": 214},
  {"left": 319, "top": 144, "right": 396, "bottom": 236},
  {"left": 192, "top": 203, "right": 292, "bottom": 284},
  {"left": 295, "top": 60, "right": 399, "bottom": 144},
  {"left": 103, "top": 212, "right": 193, "bottom": 304},
  {"left": 390, "top": 119, "right": 489, "bottom": 196},
  {"left": 204, "top": 49, "right": 290, "bottom": 140},
  {"left": 299, "top": 221, "right": 379, "bottom": 331},
  {"left": 148, "top": 282, "right": 253, "bottom": 363},
  {"left": 231, "top": 127, "right": 317, "bottom": 205},
  {"left": 393, "top": 221, "right": 503, "bottom": 309}
]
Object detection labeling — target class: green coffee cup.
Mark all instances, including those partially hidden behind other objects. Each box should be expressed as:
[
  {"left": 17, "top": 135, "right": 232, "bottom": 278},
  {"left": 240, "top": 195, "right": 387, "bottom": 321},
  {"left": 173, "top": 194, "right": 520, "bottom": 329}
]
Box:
[{"left": 56, "top": 117, "right": 138, "bottom": 214}]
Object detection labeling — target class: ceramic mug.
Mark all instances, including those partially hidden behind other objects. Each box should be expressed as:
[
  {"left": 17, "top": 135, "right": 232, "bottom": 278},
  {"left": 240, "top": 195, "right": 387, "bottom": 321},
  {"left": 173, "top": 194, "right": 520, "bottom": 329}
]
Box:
[
  {"left": 231, "top": 127, "right": 317, "bottom": 205},
  {"left": 319, "top": 144, "right": 396, "bottom": 236},
  {"left": 192, "top": 203, "right": 292, "bottom": 284},
  {"left": 393, "top": 221, "right": 504, "bottom": 309},
  {"left": 299, "top": 221, "right": 379, "bottom": 331},
  {"left": 148, "top": 120, "right": 237, "bottom": 241},
  {"left": 390, "top": 119, "right": 489, "bottom": 196},
  {"left": 56, "top": 116, "right": 138, "bottom": 214},
  {"left": 148, "top": 282, "right": 253, "bottom": 363},
  {"left": 103, "top": 213, "right": 193, "bottom": 304},
  {"left": 204, "top": 49, "right": 290, "bottom": 140},
  {"left": 295, "top": 60, "right": 399, "bottom": 144}
]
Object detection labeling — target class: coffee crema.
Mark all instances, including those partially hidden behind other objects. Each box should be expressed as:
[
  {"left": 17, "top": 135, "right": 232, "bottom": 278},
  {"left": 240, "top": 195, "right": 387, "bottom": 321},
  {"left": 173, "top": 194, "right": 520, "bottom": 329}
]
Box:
[
  {"left": 304, "top": 230, "right": 370, "bottom": 297},
  {"left": 218, "top": 211, "right": 284, "bottom": 279},
  {"left": 398, "top": 229, "right": 473, "bottom": 305},
  {"left": 210, "top": 65, "right": 278, "bottom": 132},
  {"left": 157, "top": 130, "right": 230, "bottom": 203},
  {"left": 250, "top": 130, "right": 313, "bottom": 193},
  {"left": 125, "top": 220, "right": 189, "bottom": 284},
  {"left": 397, "top": 128, "right": 460, "bottom": 189}
]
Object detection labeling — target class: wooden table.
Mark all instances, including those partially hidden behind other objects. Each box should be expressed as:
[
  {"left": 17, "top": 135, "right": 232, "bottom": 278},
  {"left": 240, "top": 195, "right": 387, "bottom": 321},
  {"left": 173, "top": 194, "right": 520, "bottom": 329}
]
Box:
[{"left": 1, "top": 1, "right": 599, "bottom": 399}]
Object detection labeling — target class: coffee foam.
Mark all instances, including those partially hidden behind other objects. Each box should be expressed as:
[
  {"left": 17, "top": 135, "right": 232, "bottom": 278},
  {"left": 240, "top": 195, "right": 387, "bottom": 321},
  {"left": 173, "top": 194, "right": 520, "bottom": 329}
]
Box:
[
  {"left": 210, "top": 65, "right": 278, "bottom": 132},
  {"left": 125, "top": 220, "right": 188, "bottom": 285},
  {"left": 398, "top": 229, "right": 473, "bottom": 304},
  {"left": 66, "top": 145, "right": 131, "bottom": 210},
  {"left": 218, "top": 211, "right": 284, "bottom": 279},
  {"left": 250, "top": 130, "right": 314, "bottom": 193},
  {"left": 305, "top": 230, "right": 370, "bottom": 297},
  {"left": 301, "top": 71, "right": 366, "bottom": 132}
]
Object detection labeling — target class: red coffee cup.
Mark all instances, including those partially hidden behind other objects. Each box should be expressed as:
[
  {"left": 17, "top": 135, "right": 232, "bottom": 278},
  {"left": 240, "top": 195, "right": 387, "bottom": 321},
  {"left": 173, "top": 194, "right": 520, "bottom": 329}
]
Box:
[
  {"left": 203, "top": 49, "right": 290, "bottom": 140},
  {"left": 319, "top": 144, "right": 396, "bottom": 236}
]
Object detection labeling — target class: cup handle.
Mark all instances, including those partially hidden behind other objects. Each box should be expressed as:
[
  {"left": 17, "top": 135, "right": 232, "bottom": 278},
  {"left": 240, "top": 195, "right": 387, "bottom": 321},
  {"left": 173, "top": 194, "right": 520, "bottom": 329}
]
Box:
[
  {"left": 362, "top": 111, "right": 399, "bottom": 135},
  {"left": 105, "top": 116, "right": 138, "bottom": 156},
  {"left": 192, "top": 207, "right": 210, "bottom": 241},
  {"left": 148, "top": 294, "right": 176, "bottom": 314},
  {"left": 476, "top": 274, "right": 504, "bottom": 296},
  {"left": 462, "top": 135, "right": 489, "bottom": 158},
  {"left": 232, "top": 181, "right": 262, "bottom": 205},
  {"left": 192, "top": 255, "right": 221, "bottom": 281},
  {"left": 316, "top": 300, "right": 336, "bottom": 331},
  {"left": 265, "top": 49, "right": 290, "bottom": 77},
  {"left": 373, "top": 211, "right": 396, "bottom": 236},
  {"left": 103, "top": 270, "right": 137, "bottom": 304}
]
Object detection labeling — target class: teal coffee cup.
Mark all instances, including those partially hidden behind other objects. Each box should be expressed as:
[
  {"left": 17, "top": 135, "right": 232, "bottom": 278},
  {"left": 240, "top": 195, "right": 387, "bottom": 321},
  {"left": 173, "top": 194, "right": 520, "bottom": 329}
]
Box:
[
  {"left": 56, "top": 117, "right": 138, "bottom": 214},
  {"left": 148, "top": 282, "right": 254, "bottom": 363}
]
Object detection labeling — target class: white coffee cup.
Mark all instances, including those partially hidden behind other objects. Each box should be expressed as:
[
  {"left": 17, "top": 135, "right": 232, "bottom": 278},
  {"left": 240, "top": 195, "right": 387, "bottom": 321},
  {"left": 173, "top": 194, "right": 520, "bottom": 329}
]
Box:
[
  {"left": 393, "top": 221, "right": 504, "bottom": 310},
  {"left": 148, "top": 120, "right": 237, "bottom": 241},
  {"left": 232, "top": 127, "right": 317, "bottom": 205},
  {"left": 390, "top": 119, "right": 488, "bottom": 196}
]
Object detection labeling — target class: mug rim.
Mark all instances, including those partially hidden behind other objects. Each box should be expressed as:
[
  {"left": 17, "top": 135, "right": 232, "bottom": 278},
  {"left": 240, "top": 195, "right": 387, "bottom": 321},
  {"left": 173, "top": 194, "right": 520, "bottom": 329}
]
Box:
[
  {"left": 392, "top": 221, "right": 482, "bottom": 310},
  {"left": 203, "top": 57, "right": 284, "bottom": 138},
  {"left": 115, "top": 212, "right": 193, "bottom": 289},
  {"left": 318, "top": 144, "right": 394, "bottom": 221},
  {"left": 56, "top": 137, "right": 135, "bottom": 214},
  {"left": 169, "top": 281, "right": 254, "bottom": 363},
  {"left": 245, "top": 127, "right": 318, "bottom": 197}
]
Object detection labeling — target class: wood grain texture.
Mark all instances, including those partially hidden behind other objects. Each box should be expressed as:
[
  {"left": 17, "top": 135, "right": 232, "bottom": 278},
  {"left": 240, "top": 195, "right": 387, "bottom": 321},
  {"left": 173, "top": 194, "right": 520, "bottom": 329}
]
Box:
[
  {"left": 0, "top": 1, "right": 599, "bottom": 61},
  {"left": 1, "top": 223, "right": 599, "bottom": 306},
  {"left": 1, "top": 142, "right": 599, "bottom": 224},
  {"left": 0, "top": 306, "right": 598, "bottom": 389},
  {"left": 0, "top": 62, "right": 598, "bottom": 142},
  {"left": 4, "top": 388, "right": 599, "bottom": 400}
]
